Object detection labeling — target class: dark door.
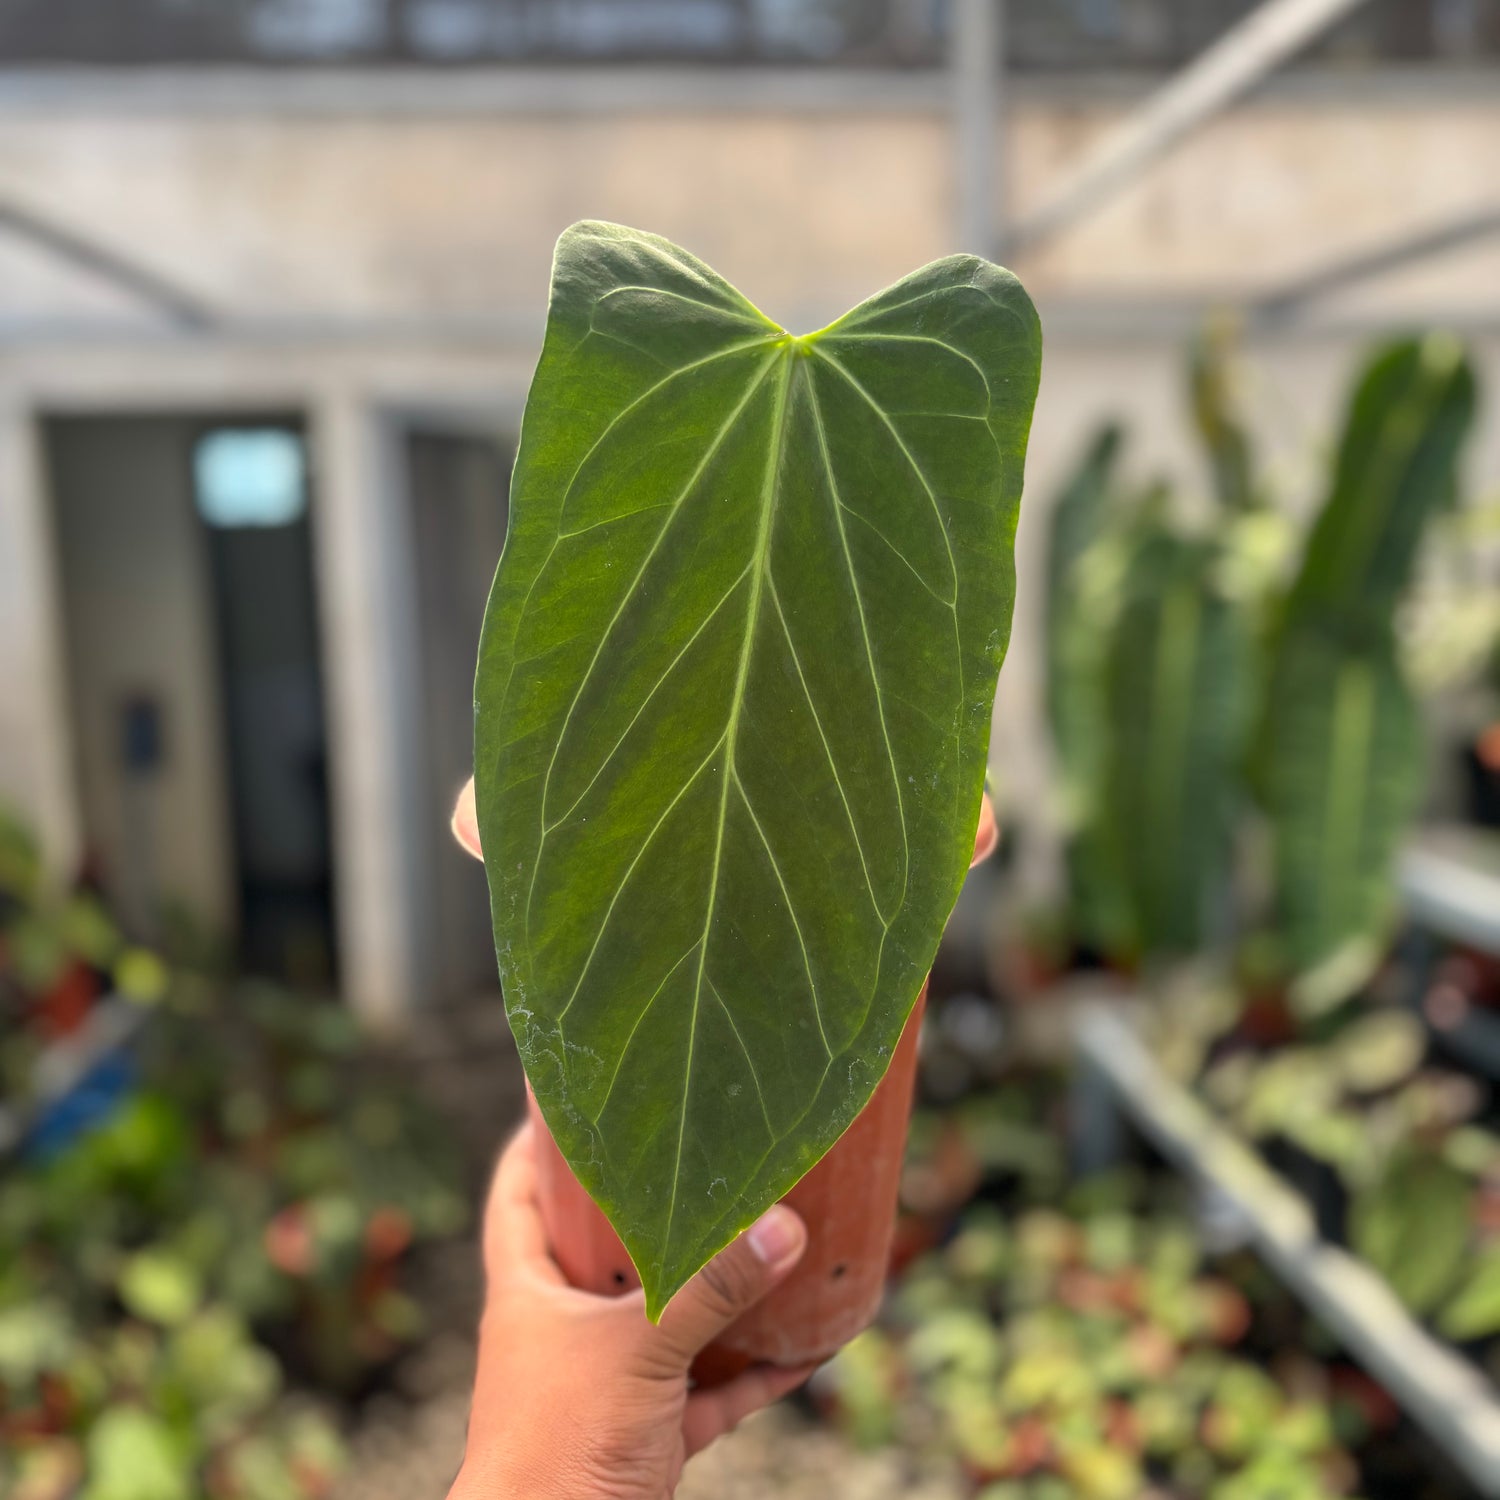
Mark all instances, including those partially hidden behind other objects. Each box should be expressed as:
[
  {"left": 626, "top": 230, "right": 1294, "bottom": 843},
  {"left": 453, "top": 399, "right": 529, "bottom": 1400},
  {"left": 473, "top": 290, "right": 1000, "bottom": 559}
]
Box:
[
  {"left": 193, "top": 421, "right": 337, "bottom": 986},
  {"left": 406, "top": 425, "right": 513, "bottom": 1004}
]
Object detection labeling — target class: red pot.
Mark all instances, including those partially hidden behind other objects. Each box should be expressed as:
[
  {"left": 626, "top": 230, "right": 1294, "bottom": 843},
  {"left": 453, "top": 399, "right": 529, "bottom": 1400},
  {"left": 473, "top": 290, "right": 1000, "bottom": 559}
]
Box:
[
  {"left": 527, "top": 986, "right": 925, "bottom": 1382},
  {"left": 522, "top": 795, "right": 998, "bottom": 1381}
]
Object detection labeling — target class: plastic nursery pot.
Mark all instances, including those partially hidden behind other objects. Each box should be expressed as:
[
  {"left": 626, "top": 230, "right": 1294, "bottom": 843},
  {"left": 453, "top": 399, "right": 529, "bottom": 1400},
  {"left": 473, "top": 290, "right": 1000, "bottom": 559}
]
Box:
[{"left": 525, "top": 795, "right": 998, "bottom": 1385}]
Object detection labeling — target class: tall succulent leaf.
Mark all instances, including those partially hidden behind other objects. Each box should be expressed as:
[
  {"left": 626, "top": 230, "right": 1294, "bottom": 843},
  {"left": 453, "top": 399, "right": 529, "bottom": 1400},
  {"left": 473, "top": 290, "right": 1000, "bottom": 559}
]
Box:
[
  {"left": 1042, "top": 427, "right": 1137, "bottom": 950},
  {"left": 1189, "top": 319, "right": 1260, "bottom": 514},
  {"left": 474, "top": 222, "right": 1041, "bottom": 1315},
  {"left": 1257, "top": 334, "right": 1473, "bottom": 990},
  {"left": 1045, "top": 424, "right": 1122, "bottom": 816},
  {"left": 1286, "top": 334, "right": 1475, "bottom": 632},
  {"left": 1102, "top": 532, "right": 1247, "bottom": 958},
  {"left": 1260, "top": 624, "right": 1422, "bottom": 980}
]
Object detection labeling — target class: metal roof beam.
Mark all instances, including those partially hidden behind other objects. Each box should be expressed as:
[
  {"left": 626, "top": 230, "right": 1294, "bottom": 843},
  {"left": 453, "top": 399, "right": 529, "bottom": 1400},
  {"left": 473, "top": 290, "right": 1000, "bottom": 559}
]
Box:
[
  {"left": 1250, "top": 204, "right": 1500, "bottom": 326},
  {"left": 1007, "top": 0, "right": 1370, "bottom": 258},
  {"left": 0, "top": 197, "right": 215, "bottom": 330}
]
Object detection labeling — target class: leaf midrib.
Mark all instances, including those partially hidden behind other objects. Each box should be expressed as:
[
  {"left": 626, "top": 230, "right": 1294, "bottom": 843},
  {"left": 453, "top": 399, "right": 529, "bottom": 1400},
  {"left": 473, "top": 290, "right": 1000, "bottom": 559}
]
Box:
[{"left": 665, "top": 350, "right": 799, "bottom": 1261}]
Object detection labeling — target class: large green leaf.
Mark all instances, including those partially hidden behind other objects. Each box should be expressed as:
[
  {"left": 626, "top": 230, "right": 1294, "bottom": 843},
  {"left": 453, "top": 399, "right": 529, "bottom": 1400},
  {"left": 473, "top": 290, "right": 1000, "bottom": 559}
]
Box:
[
  {"left": 1101, "top": 531, "right": 1247, "bottom": 959},
  {"left": 1285, "top": 334, "right": 1475, "bottom": 633},
  {"left": 1260, "top": 624, "right": 1422, "bottom": 981},
  {"left": 475, "top": 222, "right": 1040, "bottom": 1315}
]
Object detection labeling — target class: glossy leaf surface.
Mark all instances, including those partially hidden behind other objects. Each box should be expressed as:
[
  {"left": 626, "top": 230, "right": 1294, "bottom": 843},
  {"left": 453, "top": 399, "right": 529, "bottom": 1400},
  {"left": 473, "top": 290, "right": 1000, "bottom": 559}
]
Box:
[{"left": 475, "top": 223, "right": 1040, "bottom": 1314}]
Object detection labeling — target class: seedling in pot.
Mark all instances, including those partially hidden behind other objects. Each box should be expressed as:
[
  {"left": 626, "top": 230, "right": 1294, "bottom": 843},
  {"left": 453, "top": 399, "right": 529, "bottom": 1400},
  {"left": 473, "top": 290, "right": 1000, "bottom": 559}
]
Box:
[{"left": 467, "top": 222, "right": 1041, "bottom": 1322}]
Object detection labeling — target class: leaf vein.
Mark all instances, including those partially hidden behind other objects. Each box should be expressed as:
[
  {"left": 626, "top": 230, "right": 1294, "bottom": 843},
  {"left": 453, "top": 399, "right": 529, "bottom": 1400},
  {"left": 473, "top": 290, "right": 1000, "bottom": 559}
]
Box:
[
  {"left": 767, "top": 575, "right": 891, "bottom": 926},
  {"left": 591, "top": 943, "right": 700, "bottom": 1128},
  {"left": 665, "top": 354, "right": 796, "bottom": 1260},
  {"left": 528, "top": 353, "right": 779, "bottom": 935},
  {"left": 733, "top": 769, "right": 833, "bottom": 1058},
  {"left": 544, "top": 562, "right": 754, "bottom": 835},
  {"left": 802, "top": 366, "right": 911, "bottom": 912},
  {"left": 707, "top": 978, "right": 775, "bottom": 1139}
]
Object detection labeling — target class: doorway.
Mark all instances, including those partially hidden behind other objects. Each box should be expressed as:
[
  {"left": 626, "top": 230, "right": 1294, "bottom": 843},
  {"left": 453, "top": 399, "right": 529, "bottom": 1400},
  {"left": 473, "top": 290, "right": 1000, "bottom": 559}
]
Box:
[
  {"left": 45, "top": 413, "right": 337, "bottom": 985},
  {"left": 405, "top": 422, "right": 513, "bottom": 1004}
]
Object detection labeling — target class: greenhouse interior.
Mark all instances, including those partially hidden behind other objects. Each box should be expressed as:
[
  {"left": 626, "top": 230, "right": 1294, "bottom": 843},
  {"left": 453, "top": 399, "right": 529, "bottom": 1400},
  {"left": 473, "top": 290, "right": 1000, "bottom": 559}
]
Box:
[{"left": 3, "top": 2, "right": 1500, "bottom": 1497}]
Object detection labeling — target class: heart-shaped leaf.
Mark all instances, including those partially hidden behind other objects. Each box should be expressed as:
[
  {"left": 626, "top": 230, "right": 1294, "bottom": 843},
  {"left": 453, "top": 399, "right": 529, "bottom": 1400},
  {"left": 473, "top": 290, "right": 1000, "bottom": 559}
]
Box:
[{"left": 475, "top": 222, "right": 1040, "bottom": 1315}]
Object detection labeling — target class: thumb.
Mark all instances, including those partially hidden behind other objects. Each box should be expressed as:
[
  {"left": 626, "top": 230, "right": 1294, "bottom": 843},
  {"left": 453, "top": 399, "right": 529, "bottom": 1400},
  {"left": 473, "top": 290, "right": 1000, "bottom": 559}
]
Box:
[{"left": 645, "top": 1205, "right": 806, "bottom": 1369}]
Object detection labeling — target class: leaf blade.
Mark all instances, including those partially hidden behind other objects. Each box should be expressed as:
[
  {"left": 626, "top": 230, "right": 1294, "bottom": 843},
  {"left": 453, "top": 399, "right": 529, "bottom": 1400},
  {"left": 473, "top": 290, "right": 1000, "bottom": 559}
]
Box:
[{"left": 476, "top": 222, "right": 1040, "bottom": 1315}]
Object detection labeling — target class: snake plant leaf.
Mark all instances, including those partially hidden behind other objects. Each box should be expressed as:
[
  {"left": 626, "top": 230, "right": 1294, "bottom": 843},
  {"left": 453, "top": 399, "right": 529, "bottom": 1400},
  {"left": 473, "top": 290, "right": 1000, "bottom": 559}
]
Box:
[
  {"left": 1045, "top": 424, "right": 1122, "bottom": 823},
  {"left": 475, "top": 222, "right": 1041, "bottom": 1316},
  {"left": 1285, "top": 334, "right": 1475, "bottom": 633},
  {"left": 1101, "top": 531, "right": 1247, "bottom": 959},
  {"left": 1188, "top": 319, "right": 1260, "bottom": 514},
  {"left": 1260, "top": 624, "right": 1422, "bottom": 986},
  {"left": 1041, "top": 426, "right": 1137, "bottom": 954}
]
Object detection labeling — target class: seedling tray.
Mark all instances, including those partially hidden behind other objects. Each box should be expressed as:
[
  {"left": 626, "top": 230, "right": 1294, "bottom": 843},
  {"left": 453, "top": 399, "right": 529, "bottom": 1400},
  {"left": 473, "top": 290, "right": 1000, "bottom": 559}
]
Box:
[
  {"left": 1398, "top": 826, "right": 1500, "bottom": 1083},
  {"left": 1074, "top": 1004, "right": 1500, "bottom": 1498}
]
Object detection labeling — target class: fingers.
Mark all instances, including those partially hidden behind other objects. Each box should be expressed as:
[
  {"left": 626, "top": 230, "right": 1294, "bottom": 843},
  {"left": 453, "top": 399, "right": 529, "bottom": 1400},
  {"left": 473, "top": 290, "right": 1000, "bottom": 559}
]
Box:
[
  {"left": 483, "top": 1121, "right": 566, "bottom": 1287},
  {"left": 648, "top": 1205, "right": 806, "bottom": 1368},
  {"left": 972, "top": 791, "right": 998, "bottom": 867},
  {"left": 681, "top": 1362, "right": 818, "bottom": 1457},
  {"left": 452, "top": 777, "right": 482, "bottom": 861}
]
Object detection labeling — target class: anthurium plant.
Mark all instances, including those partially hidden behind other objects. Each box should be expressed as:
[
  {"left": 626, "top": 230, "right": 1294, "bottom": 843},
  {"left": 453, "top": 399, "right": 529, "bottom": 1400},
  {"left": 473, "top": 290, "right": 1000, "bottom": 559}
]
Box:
[{"left": 474, "top": 222, "right": 1041, "bottom": 1315}]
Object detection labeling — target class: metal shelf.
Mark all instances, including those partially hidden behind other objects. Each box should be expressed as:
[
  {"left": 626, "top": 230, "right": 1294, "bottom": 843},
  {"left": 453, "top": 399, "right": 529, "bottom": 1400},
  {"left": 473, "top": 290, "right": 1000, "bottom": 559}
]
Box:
[
  {"left": 1075, "top": 1005, "right": 1500, "bottom": 1499},
  {"left": 1399, "top": 826, "right": 1500, "bottom": 959}
]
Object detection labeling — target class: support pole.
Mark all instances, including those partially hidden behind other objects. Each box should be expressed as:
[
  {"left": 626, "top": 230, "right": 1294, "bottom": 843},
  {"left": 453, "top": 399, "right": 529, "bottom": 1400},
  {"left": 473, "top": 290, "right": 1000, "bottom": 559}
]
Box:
[
  {"left": 952, "top": 0, "right": 1003, "bottom": 260},
  {"left": 312, "top": 390, "right": 424, "bottom": 1032}
]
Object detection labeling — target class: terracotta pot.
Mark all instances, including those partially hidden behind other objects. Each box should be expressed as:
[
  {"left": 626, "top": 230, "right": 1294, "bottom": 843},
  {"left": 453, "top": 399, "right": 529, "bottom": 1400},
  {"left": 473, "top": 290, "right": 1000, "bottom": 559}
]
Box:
[
  {"left": 525, "top": 794, "right": 997, "bottom": 1382},
  {"left": 528, "top": 985, "right": 924, "bottom": 1382}
]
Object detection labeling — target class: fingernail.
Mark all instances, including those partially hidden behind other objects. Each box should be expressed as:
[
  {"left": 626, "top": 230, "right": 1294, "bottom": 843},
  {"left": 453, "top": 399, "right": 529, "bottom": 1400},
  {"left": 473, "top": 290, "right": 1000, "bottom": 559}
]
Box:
[{"left": 746, "top": 1205, "right": 800, "bottom": 1265}]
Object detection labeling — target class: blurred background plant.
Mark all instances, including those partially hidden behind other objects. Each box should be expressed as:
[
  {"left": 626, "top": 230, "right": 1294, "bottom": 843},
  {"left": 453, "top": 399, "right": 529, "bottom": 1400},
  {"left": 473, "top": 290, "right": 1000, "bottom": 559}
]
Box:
[
  {"left": 1042, "top": 329, "right": 1484, "bottom": 1000},
  {"left": 0, "top": 815, "right": 468, "bottom": 1499}
]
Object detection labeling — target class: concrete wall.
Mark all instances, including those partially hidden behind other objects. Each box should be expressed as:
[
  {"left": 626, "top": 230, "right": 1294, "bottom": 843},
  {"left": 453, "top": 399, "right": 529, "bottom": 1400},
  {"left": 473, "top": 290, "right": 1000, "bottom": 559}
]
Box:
[
  {"left": 2, "top": 65, "right": 1498, "bottom": 1015},
  {"left": 1, "top": 70, "right": 1498, "bottom": 331}
]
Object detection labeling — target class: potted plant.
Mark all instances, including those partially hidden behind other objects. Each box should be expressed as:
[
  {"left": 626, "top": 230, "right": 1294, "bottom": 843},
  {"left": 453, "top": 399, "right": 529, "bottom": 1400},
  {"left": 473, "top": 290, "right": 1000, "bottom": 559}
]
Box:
[{"left": 455, "top": 220, "right": 1042, "bottom": 1363}]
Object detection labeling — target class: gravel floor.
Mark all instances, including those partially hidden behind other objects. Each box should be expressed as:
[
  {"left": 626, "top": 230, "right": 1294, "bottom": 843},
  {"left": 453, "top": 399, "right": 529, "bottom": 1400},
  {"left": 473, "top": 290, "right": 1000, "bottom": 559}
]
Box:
[
  {"left": 336, "top": 1347, "right": 963, "bottom": 1500},
  {"left": 334, "top": 995, "right": 964, "bottom": 1500}
]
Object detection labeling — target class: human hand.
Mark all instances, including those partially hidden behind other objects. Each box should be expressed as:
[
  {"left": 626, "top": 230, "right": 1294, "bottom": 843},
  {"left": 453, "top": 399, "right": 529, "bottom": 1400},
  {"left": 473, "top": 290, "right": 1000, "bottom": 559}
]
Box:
[{"left": 448, "top": 1120, "right": 814, "bottom": 1500}]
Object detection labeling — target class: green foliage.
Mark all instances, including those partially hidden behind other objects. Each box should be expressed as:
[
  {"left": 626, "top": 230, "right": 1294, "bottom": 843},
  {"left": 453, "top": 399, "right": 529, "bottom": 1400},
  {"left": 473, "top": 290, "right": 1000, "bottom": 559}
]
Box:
[
  {"left": 475, "top": 221, "right": 1041, "bottom": 1315},
  {"left": 1284, "top": 335, "right": 1476, "bottom": 634},
  {"left": 1045, "top": 423, "right": 1123, "bottom": 824},
  {"left": 1189, "top": 319, "right": 1261, "bottom": 515},
  {"left": 1252, "top": 335, "right": 1477, "bottom": 993},
  {"left": 824, "top": 1170, "right": 1360, "bottom": 1497},
  {"left": 1350, "top": 1150, "right": 1471, "bottom": 1316},
  {"left": 1258, "top": 626, "right": 1423, "bottom": 988},
  {"left": 1440, "top": 1249, "right": 1500, "bottom": 1342},
  {"left": 1102, "top": 531, "right": 1248, "bottom": 957},
  {"left": 1043, "top": 328, "right": 1481, "bottom": 988},
  {"left": 0, "top": 842, "right": 470, "bottom": 1496},
  {"left": 1041, "top": 426, "right": 1138, "bottom": 953}
]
